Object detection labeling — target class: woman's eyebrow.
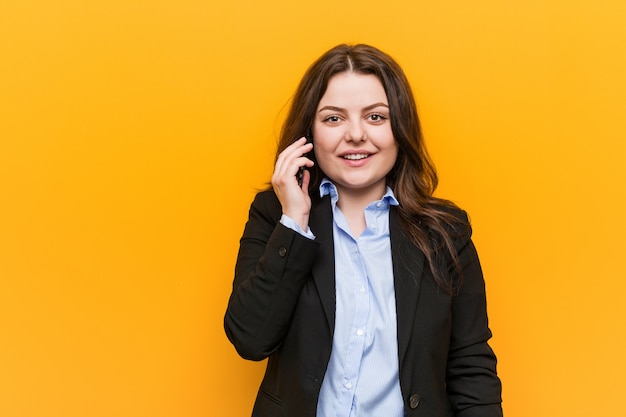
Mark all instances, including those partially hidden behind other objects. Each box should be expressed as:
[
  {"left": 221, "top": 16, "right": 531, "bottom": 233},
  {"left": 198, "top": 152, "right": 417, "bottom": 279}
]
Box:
[
  {"left": 318, "top": 102, "right": 389, "bottom": 113},
  {"left": 363, "top": 102, "right": 389, "bottom": 111}
]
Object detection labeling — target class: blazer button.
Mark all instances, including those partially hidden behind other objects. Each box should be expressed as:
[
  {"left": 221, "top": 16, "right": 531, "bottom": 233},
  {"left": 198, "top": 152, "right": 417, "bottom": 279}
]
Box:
[
  {"left": 278, "top": 247, "right": 287, "bottom": 257},
  {"left": 409, "top": 394, "right": 420, "bottom": 409}
]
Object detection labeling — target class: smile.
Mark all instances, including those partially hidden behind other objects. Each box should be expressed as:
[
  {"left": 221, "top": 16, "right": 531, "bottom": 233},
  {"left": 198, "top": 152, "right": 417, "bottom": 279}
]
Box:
[{"left": 342, "top": 153, "right": 370, "bottom": 160}]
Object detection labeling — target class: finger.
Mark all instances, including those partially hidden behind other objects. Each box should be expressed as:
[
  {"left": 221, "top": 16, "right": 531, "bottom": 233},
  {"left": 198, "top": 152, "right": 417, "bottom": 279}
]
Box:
[
  {"left": 300, "top": 167, "right": 311, "bottom": 191},
  {"left": 274, "top": 138, "right": 305, "bottom": 174},
  {"left": 275, "top": 138, "right": 313, "bottom": 179}
]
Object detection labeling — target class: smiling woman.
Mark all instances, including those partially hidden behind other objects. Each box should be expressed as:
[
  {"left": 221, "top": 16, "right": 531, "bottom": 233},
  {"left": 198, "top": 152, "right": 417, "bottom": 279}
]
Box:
[
  {"left": 313, "top": 73, "right": 398, "bottom": 225},
  {"left": 224, "top": 44, "right": 503, "bottom": 417}
]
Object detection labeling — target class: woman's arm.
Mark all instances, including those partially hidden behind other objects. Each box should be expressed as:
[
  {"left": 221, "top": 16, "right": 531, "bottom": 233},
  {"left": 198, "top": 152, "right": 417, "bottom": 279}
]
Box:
[
  {"left": 224, "top": 191, "right": 319, "bottom": 361},
  {"left": 445, "top": 214, "right": 503, "bottom": 417}
]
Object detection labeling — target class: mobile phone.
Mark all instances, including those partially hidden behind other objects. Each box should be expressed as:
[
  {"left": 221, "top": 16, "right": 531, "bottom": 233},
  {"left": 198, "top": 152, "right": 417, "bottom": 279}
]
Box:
[{"left": 296, "top": 132, "right": 313, "bottom": 187}]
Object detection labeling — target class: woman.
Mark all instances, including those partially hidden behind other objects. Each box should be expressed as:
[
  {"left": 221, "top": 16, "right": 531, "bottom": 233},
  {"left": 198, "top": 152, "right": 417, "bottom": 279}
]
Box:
[{"left": 224, "top": 44, "right": 503, "bottom": 417}]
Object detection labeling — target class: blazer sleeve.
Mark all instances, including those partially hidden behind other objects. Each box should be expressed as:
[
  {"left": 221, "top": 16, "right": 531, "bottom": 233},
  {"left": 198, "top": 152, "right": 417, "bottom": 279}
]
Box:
[
  {"left": 445, "top": 211, "right": 503, "bottom": 417},
  {"left": 224, "top": 190, "right": 320, "bottom": 361}
]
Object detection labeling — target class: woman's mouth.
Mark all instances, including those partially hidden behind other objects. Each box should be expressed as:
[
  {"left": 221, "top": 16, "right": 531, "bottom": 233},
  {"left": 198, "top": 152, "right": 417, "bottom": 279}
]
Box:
[{"left": 342, "top": 153, "right": 370, "bottom": 160}]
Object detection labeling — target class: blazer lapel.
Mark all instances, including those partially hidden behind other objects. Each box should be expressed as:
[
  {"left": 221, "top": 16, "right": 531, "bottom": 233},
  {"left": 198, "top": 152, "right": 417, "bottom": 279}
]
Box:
[
  {"left": 307, "top": 199, "right": 425, "bottom": 354},
  {"left": 390, "top": 207, "right": 426, "bottom": 363},
  {"left": 308, "top": 194, "right": 336, "bottom": 334}
]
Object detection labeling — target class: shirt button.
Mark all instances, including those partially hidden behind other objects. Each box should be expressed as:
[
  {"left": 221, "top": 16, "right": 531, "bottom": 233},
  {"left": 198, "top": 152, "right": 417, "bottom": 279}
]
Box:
[
  {"left": 345, "top": 382, "right": 352, "bottom": 389},
  {"left": 359, "top": 287, "right": 366, "bottom": 293},
  {"left": 356, "top": 329, "right": 364, "bottom": 336}
]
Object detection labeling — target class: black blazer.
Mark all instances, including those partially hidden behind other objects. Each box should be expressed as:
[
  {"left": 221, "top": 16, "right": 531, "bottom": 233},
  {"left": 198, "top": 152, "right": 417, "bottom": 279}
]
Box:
[{"left": 225, "top": 190, "right": 502, "bottom": 417}]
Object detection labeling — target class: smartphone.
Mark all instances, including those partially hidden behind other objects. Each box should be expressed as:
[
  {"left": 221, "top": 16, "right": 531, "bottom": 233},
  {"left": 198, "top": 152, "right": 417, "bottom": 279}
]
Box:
[{"left": 296, "top": 132, "right": 313, "bottom": 187}]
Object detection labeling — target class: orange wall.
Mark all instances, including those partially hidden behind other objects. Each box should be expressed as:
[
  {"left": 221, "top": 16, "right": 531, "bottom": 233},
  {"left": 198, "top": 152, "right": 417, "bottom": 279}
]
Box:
[{"left": 1, "top": 1, "right": 625, "bottom": 416}]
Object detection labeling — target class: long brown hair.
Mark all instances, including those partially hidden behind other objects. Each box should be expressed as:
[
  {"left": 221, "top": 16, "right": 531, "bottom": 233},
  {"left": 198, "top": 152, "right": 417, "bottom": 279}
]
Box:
[{"left": 275, "top": 44, "right": 468, "bottom": 293}]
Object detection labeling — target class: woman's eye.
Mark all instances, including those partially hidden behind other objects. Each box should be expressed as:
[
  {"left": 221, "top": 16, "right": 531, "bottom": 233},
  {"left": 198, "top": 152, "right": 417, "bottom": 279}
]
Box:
[
  {"left": 323, "top": 116, "right": 340, "bottom": 123},
  {"left": 368, "top": 113, "right": 387, "bottom": 122}
]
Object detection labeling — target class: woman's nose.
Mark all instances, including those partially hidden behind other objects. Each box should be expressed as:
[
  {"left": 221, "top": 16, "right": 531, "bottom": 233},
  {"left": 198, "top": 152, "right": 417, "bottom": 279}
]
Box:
[{"left": 345, "top": 122, "right": 367, "bottom": 142}]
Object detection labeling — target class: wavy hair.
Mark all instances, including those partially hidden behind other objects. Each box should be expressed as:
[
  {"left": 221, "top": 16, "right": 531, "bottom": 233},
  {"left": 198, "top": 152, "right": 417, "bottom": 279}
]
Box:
[{"left": 275, "top": 44, "right": 468, "bottom": 293}]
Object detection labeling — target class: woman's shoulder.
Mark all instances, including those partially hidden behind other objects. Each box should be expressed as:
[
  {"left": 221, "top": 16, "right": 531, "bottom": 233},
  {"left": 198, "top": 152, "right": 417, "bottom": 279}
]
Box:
[
  {"left": 252, "top": 188, "right": 279, "bottom": 202},
  {"left": 423, "top": 199, "right": 472, "bottom": 245},
  {"left": 249, "top": 188, "right": 281, "bottom": 214},
  {"left": 427, "top": 198, "right": 469, "bottom": 225}
]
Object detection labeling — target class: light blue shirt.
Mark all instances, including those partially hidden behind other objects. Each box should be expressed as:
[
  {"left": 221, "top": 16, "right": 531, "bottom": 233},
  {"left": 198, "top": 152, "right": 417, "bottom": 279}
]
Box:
[{"left": 282, "top": 179, "right": 404, "bottom": 416}]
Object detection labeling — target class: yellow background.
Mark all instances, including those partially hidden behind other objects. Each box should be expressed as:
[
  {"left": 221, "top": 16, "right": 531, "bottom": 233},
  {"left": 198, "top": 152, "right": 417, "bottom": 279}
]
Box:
[{"left": 1, "top": 0, "right": 625, "bottom": 416}]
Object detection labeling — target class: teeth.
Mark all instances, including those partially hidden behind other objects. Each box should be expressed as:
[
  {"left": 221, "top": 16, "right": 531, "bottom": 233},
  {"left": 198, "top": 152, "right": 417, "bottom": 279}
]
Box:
[{"left": 343, "top": 154, "right": 369, "bottom": 160}]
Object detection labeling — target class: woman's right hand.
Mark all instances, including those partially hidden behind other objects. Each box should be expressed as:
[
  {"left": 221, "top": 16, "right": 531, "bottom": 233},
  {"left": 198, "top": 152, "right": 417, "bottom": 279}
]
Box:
[{"left": 271, "top": 137, "right": 314, "bottom": 230}]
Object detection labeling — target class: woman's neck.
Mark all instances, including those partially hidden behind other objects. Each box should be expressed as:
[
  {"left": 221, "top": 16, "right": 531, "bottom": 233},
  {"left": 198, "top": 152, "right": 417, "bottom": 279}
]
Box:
[{"left": 335, "top": 182, "right": 386, "bottom": 237}]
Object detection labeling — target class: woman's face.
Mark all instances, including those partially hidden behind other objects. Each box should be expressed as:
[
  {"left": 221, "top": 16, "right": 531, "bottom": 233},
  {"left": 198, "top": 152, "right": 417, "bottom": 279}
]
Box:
[{"left": 313, "top": 72, "right": 398, "bottom": 200}]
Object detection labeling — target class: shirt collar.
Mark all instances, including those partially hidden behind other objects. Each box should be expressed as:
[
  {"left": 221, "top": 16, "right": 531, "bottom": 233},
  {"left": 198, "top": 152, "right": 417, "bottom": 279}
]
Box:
[{"left": 319, "top": 178, "right": 399, "bottom": 207}]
